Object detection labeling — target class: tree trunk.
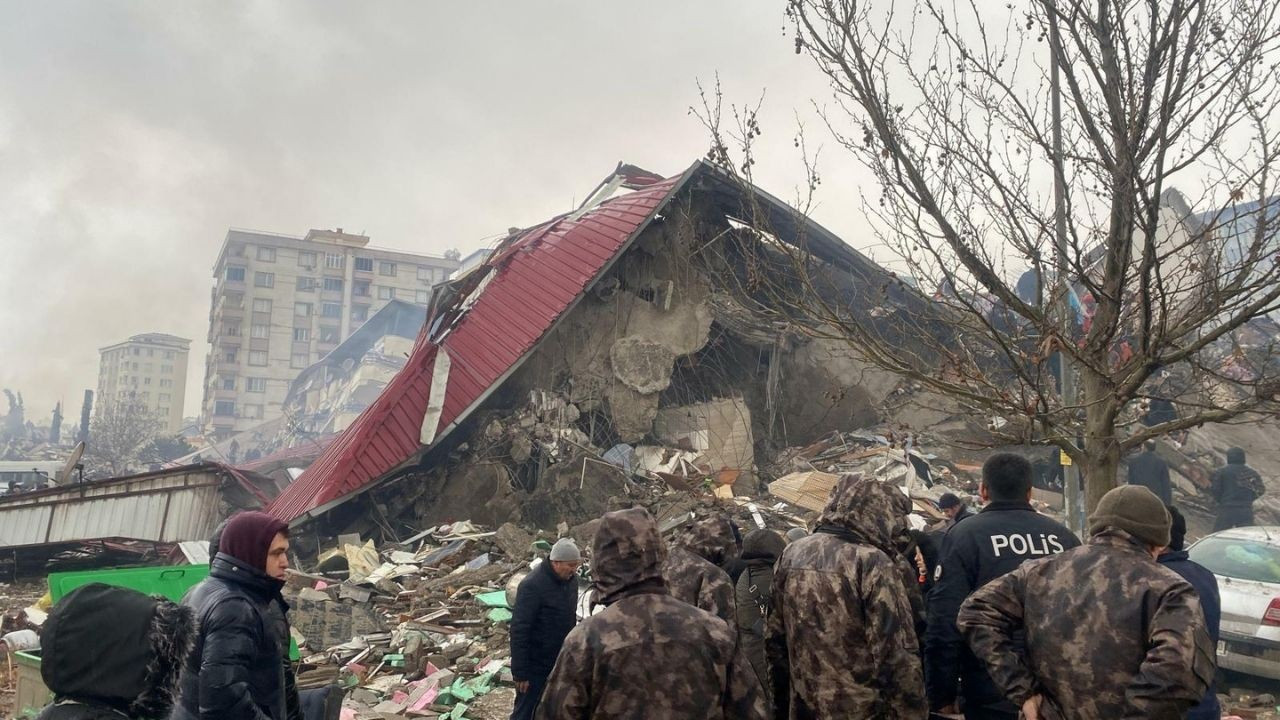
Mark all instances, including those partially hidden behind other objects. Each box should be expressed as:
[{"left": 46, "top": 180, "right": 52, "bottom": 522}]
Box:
[{"left": 1080, "top": 371, "right": 1123, "bottom": 515}]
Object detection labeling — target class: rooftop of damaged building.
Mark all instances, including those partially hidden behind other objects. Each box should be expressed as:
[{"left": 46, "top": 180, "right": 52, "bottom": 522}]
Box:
[{"left": 267, "top": 159, "right": 917, "bottom": 525}]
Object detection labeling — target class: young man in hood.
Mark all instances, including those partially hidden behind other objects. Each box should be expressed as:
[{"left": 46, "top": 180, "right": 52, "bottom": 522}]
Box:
[
  {"left": 766, "top": 473, "right": 927, "bottom": 718},
  {"left": 172, "top": 511, "right": 292, "bottom": 720},
  {"left": 38, "top": 583, "right": 195, "bottom": 720},
  {"left": 535, "top": 507, "right": 766, "bottom": 720}
]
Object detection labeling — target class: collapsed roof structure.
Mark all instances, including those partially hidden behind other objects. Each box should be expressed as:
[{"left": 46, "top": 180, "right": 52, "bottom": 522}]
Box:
[{"left": 267, "top": 160, "right": 931, "bottom": 528}]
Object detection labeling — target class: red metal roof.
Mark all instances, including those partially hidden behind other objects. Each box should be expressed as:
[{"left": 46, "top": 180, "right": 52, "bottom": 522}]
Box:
[{"left": 268, "top": 168, "right": 692, "bottom": 521}]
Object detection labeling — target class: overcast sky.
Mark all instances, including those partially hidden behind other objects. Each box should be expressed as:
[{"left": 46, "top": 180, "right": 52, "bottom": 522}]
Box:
[{"left": 0, "top": 2, "right": 880, "bottom": 426}]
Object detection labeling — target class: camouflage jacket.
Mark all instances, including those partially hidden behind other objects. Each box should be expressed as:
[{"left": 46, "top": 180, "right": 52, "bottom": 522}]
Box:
[
  {"left": 766, "top": 475, "right": 927, "bottom": 719},
  {"left": 662, "top": 546, "right": 737, "bottom": 626},
  {"left": 957, "top": 529, "right": 1215, "bottom": 720},
  {"left": 536, "top": 508, "right": 767, "bottom": 720}
]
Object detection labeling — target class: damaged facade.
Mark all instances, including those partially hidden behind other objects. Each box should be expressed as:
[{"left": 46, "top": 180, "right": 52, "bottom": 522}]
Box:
[{"left": 266, "top": 161, "right": 936, "bottom": 541}]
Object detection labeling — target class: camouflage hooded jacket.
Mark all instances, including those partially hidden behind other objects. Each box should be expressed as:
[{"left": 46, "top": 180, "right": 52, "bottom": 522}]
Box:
[
  {"left": 662, "top": 515, "right": 738, "bottom": 626},
  {"left": 956, "top": 529, "right": 1215, "bottom": 720},
  {"left": 536, "top": 508, "right": 768, "bottom": 720},
  {"left": 766, "top": 475, "right": 927, "bottom": 719}
]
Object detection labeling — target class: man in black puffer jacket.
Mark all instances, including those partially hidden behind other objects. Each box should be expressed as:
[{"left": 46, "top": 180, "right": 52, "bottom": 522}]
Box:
[
  {"left": 38, "top": 583, "right": 195, "bottom": 720},
  {"left": 510, "top": 538, "right": 581, "bottom": 720},
  {"left": 1211, "top": 447, "right": 1265, "bottom": 530},
  {"left": 173, "top": 511, "right": 292, "bottom": 720}
]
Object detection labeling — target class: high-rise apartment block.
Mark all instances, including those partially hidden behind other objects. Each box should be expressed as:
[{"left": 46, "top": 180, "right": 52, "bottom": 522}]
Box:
[
  {"left": 97, "top": 333, "right": 191, "bottom": 434},
  {"left": 202, "top": 228, "right": 458, "bottom": 438}
]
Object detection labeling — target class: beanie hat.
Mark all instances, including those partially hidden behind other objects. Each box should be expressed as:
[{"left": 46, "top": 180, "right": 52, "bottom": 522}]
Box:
[
  {"left": 1088, "top": 485, "right": 1171, "bottom": 547},
  {"left": 786, "top": 527, "right": 808, "bottom": 543},
  {"left": 1167, "top": 505, "right": 1187, "bottom": 552},
  {"left": 549, "top": 538, "right": 581, "bottom": 562},
  {"left": 218, "top": 511, "right": 289, "bottom": 572}
]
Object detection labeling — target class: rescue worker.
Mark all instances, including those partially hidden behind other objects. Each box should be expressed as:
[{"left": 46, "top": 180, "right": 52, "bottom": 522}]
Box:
[
  {"left": 535, "top": 507, "right": 767, "bottom": 720},
  {"left": 734, "top": 529, "right": 786, "bottom": 712},
  {"left": 937, "top": 493, "right": 973, "bottom": 527},
  {"left": 173, "top": 511, "right": 293, "bottom": 720},
  {"left": 661, "top": 514, "right": 737, "bottom": 625},
  {"left": 37, "top": 583, "right": 195, "bottom": 720},
  {"left": 925, "top": 452, "right": 1080, "bottom": 719},
  {"left": 1158, "top": 506, "right": 1221, "bottom": 720},
  {"left": 1210, "top": 447, "right": 1265, "bottom": 530},
  {"left": 767, "top": 473, "right": 927, "bottom": 718},
  {"left": 510, "top": 538, "right": 581, "bottom": 720},
  {"left": 958, "top": 485, "right": 1214, "bottom": 720},
  {"left": 1127, "top": 440, "right": 1172, "bottom": 506}
]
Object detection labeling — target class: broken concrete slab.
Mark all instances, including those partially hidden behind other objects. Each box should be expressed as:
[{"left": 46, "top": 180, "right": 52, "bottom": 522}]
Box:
[{"left": 610, "top": 336, "right": 677, "bottom": 394}]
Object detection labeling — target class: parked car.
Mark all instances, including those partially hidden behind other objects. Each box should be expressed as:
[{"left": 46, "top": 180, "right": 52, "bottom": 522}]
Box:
[{"left": 1188, "top": 526, "right": 1280, "bottom": 681}]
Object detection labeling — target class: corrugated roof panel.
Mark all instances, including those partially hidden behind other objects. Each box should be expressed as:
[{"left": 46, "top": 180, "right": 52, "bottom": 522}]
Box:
[{"left": 267, "top": 170, "right": 690, "bottom": 521}]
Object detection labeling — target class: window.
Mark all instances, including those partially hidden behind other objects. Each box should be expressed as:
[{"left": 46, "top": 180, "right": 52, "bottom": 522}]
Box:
[
  {"left": 295, "top": 302, "right": 312, "bottom": 317},
  {"left": 325, "top": 252, "right": 345, "bottom": 269},
  {"left": 248, "top": 350, "right": 268, "bottom": 366},
  {"left": 318, "top": 326, "right": 340, "bottom": 343},
  {"left": 132, "top": 348, "right": 140, "bottom": 356},
  {"left": 131, "top": 377, "right": 138, "bottom": 386},
  {"left": 296, "top": 276, "right": 317, "bottom": 292},
  {"left": 353, "top": 279, "right": 371, "bottom": 297},
  {"left": 323, "top": 277, "right": 344, "bottom": 292},
  {"left": 377, "top": 286, "right": 395, "bottom": 300},
  {"left": 214, "top": 401, "right": 235, "bottom": 416},
  {"left": 298, "top": 251, "right": 317, "bottom": 267},
  {"left": 416, "top": 290, "right": 431, "bottom": 304},
  {"left": 222, "top": 376, "right": 236, "bottom": 391},
  {"left": 254, "top": 271, "right": 275, "bottom": 288},
  {"left": 1190, "top": 537, "right": 1280, "bottom": 584},
  {"left": 225, "top": 266, "right": 246, "bottom": 282},
  {"left": 418, "top": 266, "right": 432, "bottom": 282},
  {"left": 132, "top": 362, "right": 139, "bottom": 370},
  {"left": 160, "top": 379, "right": 173, "bottom": 388},
  {"left": 243, "top": 404, "right": 264, "bottom": 420},
  {"left": 146, "top": 349, "right": 154, "bottom": 357},
  {"left": 256, "top": 246, "right": 276, "bottom": 262},
  {"left": 159, "top": 393, "right": 171, "bottom": 403},
  {"left": 252, "top": 298, "right": 272, "bottom": 313},
  {"left": 224, "top": 323, "right": 241, "bottom": 337},
  {"left": 164, "top": 351, "right": 174, "bottom": 360},
  {"left": 158, "top": 407, "right": 169, "bottom": 416},
  {"left": 161, "top": 364, "right": 173, "bottom": 374},
  {"left": 223, "top": 350, "right": 238, "bottom": 363},
  {"left": 250, "top": 324, "right": 270, "bottom": 339},
  {"left": 293, "top": 327, "right": 311, "bottom": 342},
  {"left": 351, "top": 304, "right": 369, "bottom": 322},
  {"left": 354, "top": 257, "right": 374, "bottom": 272},
  {"left": 144, "top": 377, "right": 151, "bottom": 385},
  {"left": 246, "top": 377, "right": 267, "bottom": 393},
  {"left": 321, "top": 302, "right": 342, "bottom": 318},
  {"left": 291, "top": 353, "right": 308, "bottom": 369},
  {"left": 379, "top": 261, "right": 396, "bottom": 276}
]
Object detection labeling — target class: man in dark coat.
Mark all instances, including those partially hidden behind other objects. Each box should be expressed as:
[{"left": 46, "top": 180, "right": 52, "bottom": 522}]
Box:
[
  {"left": 38, "top": 583, "right": 195, "bottom": 720},
  {"left": 925, "top": 453, "right": 1080, "bottom": 719},
  {"left": 535, "top": 507, "right": 766, "bottom": 720},
  {"left": 1158, "top": 506, "right": 1221, "bottom": 720},
  {"left": 510, "top": 538, "right": 581, "bottom": 720},
  {"left": 661, "top": 514, "right": 737, "bottom": 625},
  {"left": 937, "top": 493, "right": 974, "bottom": 528},
  {"left": 734, "top": 529, "right": 786, "bottom": 712},
  {"left": 209, "top": 520, "right": 302, "bottom": 720},
  {"left": 959, "top": 485, "right": 1214, "bottom": 720},
  {"left": 1211, "top": 447, "right": 1265, "bottom": 530},
  {"left": 173, "top": 511, "right": 293, "bottom": 720},
  {"left": 1127, "top": 440, "right": 1173, "bottom": 506},
  {"left": 767, "top": 474, "right": 927, "bottom": 718}
]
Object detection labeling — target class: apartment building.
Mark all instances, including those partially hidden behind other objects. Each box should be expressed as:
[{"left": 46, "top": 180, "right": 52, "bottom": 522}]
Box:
[
  {"left": 97, "top": 333, "right": 191, "bottom": 434},
  {"left": 202, "top": 228, "right": 458, "bottom": 438}
]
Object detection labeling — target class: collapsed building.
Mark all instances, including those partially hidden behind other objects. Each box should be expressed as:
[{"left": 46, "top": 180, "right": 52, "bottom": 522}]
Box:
[{"left": 265, "top": 160, "right": 960, "bottom": 548}]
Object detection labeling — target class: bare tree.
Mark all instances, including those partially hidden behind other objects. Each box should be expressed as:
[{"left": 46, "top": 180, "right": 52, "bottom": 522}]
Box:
[
  {"left": 700, "top": 0, "right": 1280, "bottom": 512},
  {"left": 85, "top": 396, "right": 164, "bottom": 477}
]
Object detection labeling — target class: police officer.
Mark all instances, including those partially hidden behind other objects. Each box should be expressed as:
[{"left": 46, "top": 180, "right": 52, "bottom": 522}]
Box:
[{"left": 925, "top": 453, "right": 1081, "bottom": 719}]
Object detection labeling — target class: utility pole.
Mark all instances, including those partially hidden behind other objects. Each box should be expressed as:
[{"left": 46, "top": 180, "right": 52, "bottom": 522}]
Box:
[{"left": 1048, "top": 0, "right": 1084, "bottom": 535}]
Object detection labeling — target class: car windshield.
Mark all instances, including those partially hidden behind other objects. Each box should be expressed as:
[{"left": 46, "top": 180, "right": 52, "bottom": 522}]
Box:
[{"left": 1190, "top": 535, "right": 1280, "bottom": 584}]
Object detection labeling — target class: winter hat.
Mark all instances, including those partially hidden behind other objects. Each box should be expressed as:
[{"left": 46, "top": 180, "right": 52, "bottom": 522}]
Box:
[
  {"left": 785, "top": 527, "right": 808, "bottom": 543},
  {"left": 741, "top": 529, "right": 786, "bottom": 562},
  {"left": 41, "top": 583, "right": 195, "bottom": 718},
  {"left": 1088, "top": 485, "right": 1171, "bottom": 547},
  {"left": 218, "top": 511, "right": 289, "bottom": 572},
  {"left": 1168, "top": 505, "right": 1188, "bottom": 552},
  {"left": 549, "top": 538, "right": 581, "bottom": 562}
]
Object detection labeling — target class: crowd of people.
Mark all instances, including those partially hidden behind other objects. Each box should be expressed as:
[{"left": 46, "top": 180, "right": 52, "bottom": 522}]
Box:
[{"left": 17, "top": 447, "right": 1267, "bottom": 720}]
